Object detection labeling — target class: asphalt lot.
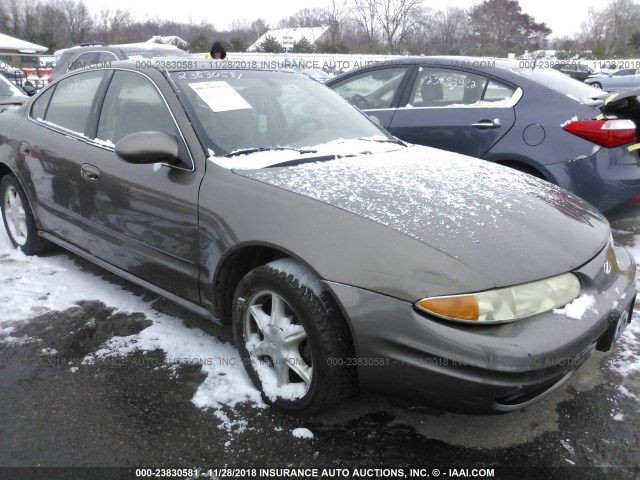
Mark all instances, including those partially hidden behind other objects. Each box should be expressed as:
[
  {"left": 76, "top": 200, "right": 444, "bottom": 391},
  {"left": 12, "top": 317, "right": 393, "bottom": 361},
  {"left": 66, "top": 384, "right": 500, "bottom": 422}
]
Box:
[{"left": 1, "top": 208, "right": 639, "bottom": 480}]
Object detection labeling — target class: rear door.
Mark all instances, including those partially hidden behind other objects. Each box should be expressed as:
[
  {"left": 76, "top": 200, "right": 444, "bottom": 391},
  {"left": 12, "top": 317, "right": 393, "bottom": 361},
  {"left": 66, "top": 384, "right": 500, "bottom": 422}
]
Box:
[{"left": 387, "top": 66, "right": 519, "bottom": 158}]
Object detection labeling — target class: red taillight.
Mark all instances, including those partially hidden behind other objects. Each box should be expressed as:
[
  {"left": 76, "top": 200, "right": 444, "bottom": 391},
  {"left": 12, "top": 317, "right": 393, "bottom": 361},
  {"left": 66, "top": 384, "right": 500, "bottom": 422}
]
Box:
[{"left": 563, "top": 119, "right": 636, "bottom": 147}]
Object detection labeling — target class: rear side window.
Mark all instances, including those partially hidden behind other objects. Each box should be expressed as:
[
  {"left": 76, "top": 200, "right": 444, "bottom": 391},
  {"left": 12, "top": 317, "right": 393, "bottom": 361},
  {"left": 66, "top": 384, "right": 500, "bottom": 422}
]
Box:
[
  {"left": 69, "top": 51, "right": 117, "bottom": 71},
  {"left": 408, "top": 68, "right": 488, "bottom": 107},
  {"left": 484, "top": 80, "right": 516, "bottom": 103},
  {"left": 42, "top": 70, "right": 105, "bottom": 134},
  {"left": 514, "top": 68, "right": 601, "bottom": 103}
]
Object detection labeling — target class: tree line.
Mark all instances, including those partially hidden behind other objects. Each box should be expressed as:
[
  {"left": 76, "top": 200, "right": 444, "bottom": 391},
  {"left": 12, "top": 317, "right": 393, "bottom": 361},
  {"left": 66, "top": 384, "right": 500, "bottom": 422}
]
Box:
[{"left": 2, "top": 0, "right": 640, "bottom": 59}]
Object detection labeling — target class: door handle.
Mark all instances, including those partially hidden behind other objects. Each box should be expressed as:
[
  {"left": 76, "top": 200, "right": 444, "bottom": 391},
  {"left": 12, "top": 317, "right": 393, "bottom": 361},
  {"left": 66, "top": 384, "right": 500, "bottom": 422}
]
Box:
[
  {"left": 81, "top": 163, "right": 101, "bottom": 182},
  {"left": 471, "top": 119, "right": 501, "bottom": 129}
]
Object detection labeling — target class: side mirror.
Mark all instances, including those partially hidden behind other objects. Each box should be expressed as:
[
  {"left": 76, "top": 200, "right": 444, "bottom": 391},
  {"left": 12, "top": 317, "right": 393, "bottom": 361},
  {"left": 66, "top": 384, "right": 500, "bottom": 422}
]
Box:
[
  {"left": 115, "top": 131, "right": 178, "bottom": 164},
  {"left": 22, "top": 83, "right": 36, "bottom": 96}
]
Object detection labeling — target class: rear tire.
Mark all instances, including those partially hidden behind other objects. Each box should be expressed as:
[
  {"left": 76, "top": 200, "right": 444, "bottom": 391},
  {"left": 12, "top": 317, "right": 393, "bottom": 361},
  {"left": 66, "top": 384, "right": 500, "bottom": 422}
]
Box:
[
  {"left": 591, "top": 82, "right": 602, "bottom": 89},
  {"left": 1, "top": 175, "right": 52, "bottom": 255},
  {"left": 232, "top": 259, "right": 356, "bottom": 415}
]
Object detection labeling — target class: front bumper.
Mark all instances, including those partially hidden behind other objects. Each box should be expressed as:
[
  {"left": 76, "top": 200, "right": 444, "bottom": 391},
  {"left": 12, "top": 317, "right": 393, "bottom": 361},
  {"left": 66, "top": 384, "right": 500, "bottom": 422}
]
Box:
[{"left": 325, "top": 243, "right": 636, "bottom": 413}]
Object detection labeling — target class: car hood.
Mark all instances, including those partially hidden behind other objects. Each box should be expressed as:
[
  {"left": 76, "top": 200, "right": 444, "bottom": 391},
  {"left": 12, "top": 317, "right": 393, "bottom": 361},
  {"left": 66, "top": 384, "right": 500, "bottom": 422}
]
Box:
[
  {"left": 0, "top": 95, "right": 26, "bottom": 105},
  {"left": 236, "top": 145, "right": 610, "bottom": 287}
]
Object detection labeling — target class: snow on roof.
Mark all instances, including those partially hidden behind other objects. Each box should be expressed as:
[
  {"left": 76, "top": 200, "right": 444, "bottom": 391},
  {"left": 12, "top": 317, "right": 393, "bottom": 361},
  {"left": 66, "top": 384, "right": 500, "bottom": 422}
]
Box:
[
  {"left": 147, "top": 35, "right": 188, "bottom": 47},
  {"left": 248, "top": 27, "right": 329, "bottom": 52},
  {"left": 0, "top": 33, "right": 48, "bottom": 53}
]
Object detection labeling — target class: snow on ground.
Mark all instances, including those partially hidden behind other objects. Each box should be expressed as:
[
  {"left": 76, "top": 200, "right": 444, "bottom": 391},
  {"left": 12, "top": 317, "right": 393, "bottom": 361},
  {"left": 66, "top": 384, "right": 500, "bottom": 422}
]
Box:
[
  {"left": 0, "top": 227, "right": 264, "bottom": 429},
  {"left": 608, "top": 234, "right": 640, "bottom": 397},
  {"left": 291, "top": 427, "right": 314, "bottom": 439}
]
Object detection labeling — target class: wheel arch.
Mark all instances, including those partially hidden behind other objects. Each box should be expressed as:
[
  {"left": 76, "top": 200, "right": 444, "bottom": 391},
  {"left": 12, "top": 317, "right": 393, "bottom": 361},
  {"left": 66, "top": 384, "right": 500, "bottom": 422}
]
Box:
[
  {"left": 0, "top": 162, "right": 12, "bottom": 181},
  {"left": 212, "top": 243, "right": 344, "bottom": 327},
  {"left": 0, "top": 162, "right": 45, "bottom": 230}
]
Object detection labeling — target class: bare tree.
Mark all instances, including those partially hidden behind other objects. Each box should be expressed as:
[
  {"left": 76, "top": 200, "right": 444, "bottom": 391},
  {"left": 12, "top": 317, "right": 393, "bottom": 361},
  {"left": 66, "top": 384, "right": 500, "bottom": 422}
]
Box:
[
  {"left": 350, "top": 0, "right": 379, "bottom": 52},
  {"left": 375, "top": 0, "right": 423, "bottom": 53},
  {"left": 602, "top": 0, "right": 640, "bottom": 55},
  {"left": 250, "top": 18, "right": 269, "bottom": 42},
  {"left": 402, "top": 6, "right": 434, "bottom": 54},
  {"left": 60, "top": 0, "right": 94, "bottom": 44},
  {"left": 96, "top": 9, "right": 133, "bottom": 43},
  {"left": 278, "top": 8, "right": 327, "bottom": 28},
  {"left": 326, "top": 0, "right": 348, "bottom": 47},
  {"left": 579, "top": 7, "right": 607, "bottom": 54},
  {"left": 432, "top": 6, "right": 466, "bottom": 53}
]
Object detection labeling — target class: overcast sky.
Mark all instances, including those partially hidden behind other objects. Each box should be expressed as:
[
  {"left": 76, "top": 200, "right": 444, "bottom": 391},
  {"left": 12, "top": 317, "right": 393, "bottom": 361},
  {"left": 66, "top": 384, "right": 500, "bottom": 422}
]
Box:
[{"left": 83, "top": 0, "right": 607, "bottom": 39}]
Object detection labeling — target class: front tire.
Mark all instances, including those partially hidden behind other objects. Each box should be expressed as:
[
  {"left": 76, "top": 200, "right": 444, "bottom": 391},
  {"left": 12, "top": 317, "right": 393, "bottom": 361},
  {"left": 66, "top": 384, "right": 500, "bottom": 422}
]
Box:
[
  {"left": 232, "top": 259, "right": 356, "bottom": 415},
  {"left": 591, "top": 82, "right": 602, "bottom": 89},
  {"left": 1, "top": 175, "right": 51, "bottom": 255}
]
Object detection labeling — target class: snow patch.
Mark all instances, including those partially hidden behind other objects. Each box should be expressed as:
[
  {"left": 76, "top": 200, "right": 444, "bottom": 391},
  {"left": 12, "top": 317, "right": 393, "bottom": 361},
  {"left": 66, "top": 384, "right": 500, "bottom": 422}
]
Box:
[
  {"left": 267, "top": 258, "right": 323, "bottom": 296},
  {"left": 553, "top": 295, "right": 596, "bottom": 320},
  {"left": 292, "top": 427, "right": 314, "bottom": 439},
  {"left": 209, "top": 137, "right": 401, "bottom": 170},
  {"left": 0, "top": 225, "right": 264, "bottom": 431}
]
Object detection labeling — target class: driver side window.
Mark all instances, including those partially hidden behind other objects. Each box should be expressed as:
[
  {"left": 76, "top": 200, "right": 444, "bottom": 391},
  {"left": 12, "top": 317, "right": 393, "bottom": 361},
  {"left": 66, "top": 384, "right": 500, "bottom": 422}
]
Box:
[
  {"left": 331, "top": 67, "right": 409, "bottom": 109},
  {"left": 96, "top": 71, "right": 177, "bottom": 145}
]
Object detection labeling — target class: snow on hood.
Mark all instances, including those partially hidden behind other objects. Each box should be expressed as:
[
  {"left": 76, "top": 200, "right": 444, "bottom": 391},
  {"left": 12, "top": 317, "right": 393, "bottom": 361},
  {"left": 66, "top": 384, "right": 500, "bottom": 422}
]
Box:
[
  {"left": 209, "top": 137, "right": 403, "bottom": 170},
  {"left": 237, "top": 144, "right": 609, "bottom": 284}
]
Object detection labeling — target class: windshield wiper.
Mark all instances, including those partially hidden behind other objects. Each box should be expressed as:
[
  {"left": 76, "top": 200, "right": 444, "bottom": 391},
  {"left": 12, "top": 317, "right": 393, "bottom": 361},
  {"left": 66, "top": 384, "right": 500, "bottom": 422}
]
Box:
[
  {"left": 357, "top": 137, "right": 408, "bottom": 146},
  {"left": 264, "top": 155, "right": 340, "bottom": 168},
  {"left": 226, "top": 146, "right": 318, "bottom": 157}
]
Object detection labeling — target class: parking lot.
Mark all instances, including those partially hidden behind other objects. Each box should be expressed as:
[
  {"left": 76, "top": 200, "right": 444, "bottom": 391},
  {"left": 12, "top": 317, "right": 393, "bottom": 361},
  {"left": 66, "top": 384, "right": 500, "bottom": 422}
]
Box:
[{"left": 0, "top": 204, "right": 639, "bottom": 480}]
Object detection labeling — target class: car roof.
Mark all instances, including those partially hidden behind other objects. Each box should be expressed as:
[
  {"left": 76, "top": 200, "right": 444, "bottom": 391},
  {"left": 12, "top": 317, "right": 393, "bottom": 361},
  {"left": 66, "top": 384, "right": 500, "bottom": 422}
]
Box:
[
  {"left": 104, "top": 58, "right": 306, "bottom": 74},
  {"left": 59, "top": 43, "right": 184, "bottom": 55},
  {"left": 328, "top": 55, "right": 524, "bottom": 78}
]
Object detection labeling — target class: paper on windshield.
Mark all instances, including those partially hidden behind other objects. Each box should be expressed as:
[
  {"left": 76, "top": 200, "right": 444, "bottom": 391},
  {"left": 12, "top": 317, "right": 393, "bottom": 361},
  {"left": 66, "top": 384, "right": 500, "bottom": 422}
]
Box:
[{"left": 189, "top": 81, "right": 252, "bottom": 112}]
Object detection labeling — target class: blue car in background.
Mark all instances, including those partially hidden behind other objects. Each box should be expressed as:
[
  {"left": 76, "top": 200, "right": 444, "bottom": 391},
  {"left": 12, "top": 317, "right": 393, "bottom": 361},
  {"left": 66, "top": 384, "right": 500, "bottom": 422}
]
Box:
[
  {"left": 585, "top": 68, "right": 640, "bottom": 91},
  {"left": 326, "top": 57, "right": 640, "bottom": 212}
]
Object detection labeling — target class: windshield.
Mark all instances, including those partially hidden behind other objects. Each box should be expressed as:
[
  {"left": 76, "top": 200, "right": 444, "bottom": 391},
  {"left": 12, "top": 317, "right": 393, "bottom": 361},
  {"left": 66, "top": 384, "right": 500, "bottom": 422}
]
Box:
[
  {"left": 513, "top": 68, "right": 603, "bottom": 103},
  {"left": 0, "top": 75, "right": 24, "bottom": 97},
  {"left": 169, "top": 70, "right": 390, "bottom": 157}
]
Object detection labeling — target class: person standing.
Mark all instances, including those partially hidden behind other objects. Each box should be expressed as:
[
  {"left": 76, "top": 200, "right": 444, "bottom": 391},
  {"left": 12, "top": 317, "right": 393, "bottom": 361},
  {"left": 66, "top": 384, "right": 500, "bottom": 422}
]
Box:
[{"left": 207, "top": 42, "right": 227, "bottom": 60}]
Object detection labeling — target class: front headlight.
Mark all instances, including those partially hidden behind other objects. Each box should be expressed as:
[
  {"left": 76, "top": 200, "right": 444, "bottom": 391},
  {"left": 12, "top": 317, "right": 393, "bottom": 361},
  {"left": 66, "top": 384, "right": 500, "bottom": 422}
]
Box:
[{"left": 415, "top": 273, "right": 581, "bottom": 324}]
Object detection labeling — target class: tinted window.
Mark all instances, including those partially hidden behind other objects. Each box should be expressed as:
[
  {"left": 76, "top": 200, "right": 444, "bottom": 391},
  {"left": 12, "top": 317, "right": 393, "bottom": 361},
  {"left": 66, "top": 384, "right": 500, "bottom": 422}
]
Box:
[
  {"left": 30, "top": 87, "right": 54, "bottom": 119},
  {"left": 408, "top": 68, "right": 488, "bottom": 107},
  {"left": 514, "top": 68, "right": 601, "bottom": 103},
  {"left": 44, "top": 71, "right": 104, "bottom": 134},
  {"left": 69, "top": 51, "right": 117, "bottom": 72},
  {"left": 483, "top": 80, "right": 516, "bottom": 104},
  {"left": 97, "top": 71, "right": 176, "bottom": 144},
  {"left": 331, "top": 67, "right": 409, "bottom": 109},
  {"left": 69, "top": 52, "right": 98, "bottom": 71},
  {"left": 613, "top": 69, "right": 636, "bottom": 76}
]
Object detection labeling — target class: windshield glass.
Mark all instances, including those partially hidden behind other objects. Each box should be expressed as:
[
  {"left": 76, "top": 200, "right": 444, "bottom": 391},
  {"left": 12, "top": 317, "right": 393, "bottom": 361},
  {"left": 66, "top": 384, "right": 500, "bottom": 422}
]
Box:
[
  {"left": 169, "top": 70, "right": 390, "bottom": 157},
  {"left": 513, "top": 68, "right": 603, "bottom": 103},
  {"left": 0, "top": 75, "right": 25, "bottom": 97}
]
